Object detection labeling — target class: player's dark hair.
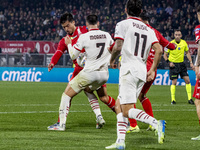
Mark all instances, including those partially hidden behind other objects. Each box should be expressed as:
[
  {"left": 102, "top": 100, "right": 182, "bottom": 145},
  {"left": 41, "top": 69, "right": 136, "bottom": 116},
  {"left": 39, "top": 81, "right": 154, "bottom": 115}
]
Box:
[
  {"left": 60, "top": 12, "right": 74, "bottom": 24},
  {"left": 139, "top": 10, "right": 150, "bottom": 21},
  {"left": 197, "top": 6, "right": 200, "bottom": 13},
  {"left": 125, "top": 0, "right": 142, "bottom": 17},
  {"left": 174, "top": 29, "right": 181, "bottom": 33},
  {"left": 86, "top": 15, "right": 98, "bottom": 25}
]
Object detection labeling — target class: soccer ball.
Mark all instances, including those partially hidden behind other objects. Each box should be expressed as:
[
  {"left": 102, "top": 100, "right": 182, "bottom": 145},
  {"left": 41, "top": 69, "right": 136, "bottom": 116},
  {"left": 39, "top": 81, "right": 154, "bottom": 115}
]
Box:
[{"left": 77, "top": 52, "right": 86, "bottom": 67}]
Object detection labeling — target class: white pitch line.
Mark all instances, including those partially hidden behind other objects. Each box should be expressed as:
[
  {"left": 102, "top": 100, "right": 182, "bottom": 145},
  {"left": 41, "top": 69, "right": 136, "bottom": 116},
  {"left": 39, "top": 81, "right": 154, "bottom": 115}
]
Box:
[{"left": 0, "top": 109, "right": 196, "bottom": 114}]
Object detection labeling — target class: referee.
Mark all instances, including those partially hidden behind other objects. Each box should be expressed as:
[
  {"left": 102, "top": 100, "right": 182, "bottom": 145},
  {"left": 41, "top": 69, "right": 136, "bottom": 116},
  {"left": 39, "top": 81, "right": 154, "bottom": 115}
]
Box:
[{"left": 164, "top": 29, "right": 195, "bottom": 105}]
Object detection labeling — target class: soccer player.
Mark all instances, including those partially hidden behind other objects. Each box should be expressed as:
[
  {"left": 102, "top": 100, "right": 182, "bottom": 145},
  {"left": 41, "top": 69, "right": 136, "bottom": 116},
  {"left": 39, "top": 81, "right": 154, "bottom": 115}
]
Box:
[
  {"left": 127, "top": 11, "right": 176, "bottom": 133},
  {"left": 56, "top": 14, "right": 114, "bottom": 131},
  {"left": 163, "top": 30, "right": 195, "bottom": 105},
  {"left": 191, "top": 6, "right": 200, "bottom": 141},
  {"left": 106, "top": 0, "right": 166, "bottom": 149},
  {"left": 47, "top": 12, "right": 116, "bottom": 130}
]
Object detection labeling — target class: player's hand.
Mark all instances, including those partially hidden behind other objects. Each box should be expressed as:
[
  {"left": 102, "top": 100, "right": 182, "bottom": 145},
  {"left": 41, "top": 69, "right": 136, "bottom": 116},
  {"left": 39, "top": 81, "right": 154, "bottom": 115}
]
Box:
[
  {"left": 48, "top": 63, "right": 54, "bottom": 72},
  {"left": 110, "top": 60, "right": 117, "bottom": 69},
  {"left": 190, "top": 63, "right": 195, "bottom": 71},
  {"left": 169, "top": 62, "right": 175, "bottom": 67},
  {"left": 147, "top": 69, "right": 155, "bottom": 82},
  {"left": 64, "top": 36, "right": 72, "bottom": 45}
]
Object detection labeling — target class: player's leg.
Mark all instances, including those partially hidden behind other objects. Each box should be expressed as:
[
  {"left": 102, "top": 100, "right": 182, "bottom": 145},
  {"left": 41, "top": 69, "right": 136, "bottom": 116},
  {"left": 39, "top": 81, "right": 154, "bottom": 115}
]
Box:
[
  {"left": 181, "top": 62, "right": 194, "bottom": 104},
  {"left": 191, "top": 99, "right": 200, "bottom": 140},
  {"left": 47, "top": 83, "right": 72, "bottom": 130},
  {"left": 140, "top": 80, "right": 155, "bottom": 131},
  {"left": 182, "top": 76, "right": 194, "bottom": 104},
  {"left": 191, "top": 80, "right": 200, "bottom": 140},
  {"left": 48, "top": 67, "right": 81, "bottom": 130},
  {"left": 83, "top": 90, "right": 105, "bottom": 129},
  {"left": 105, "top": 98, "right": 127, "bottom": 149},
  {"left": 85, "top": 70, "right": 110, "bottom": 129},
  {"left": 84, "top": 91, "right": 101, "bottom": 118},
  {"left": 121, "top": 73, "right": 165, "bottom": 144},
  {"left": 96, "top": 85, "right": 116, "bottom": 113},
  {"left": 169, "top": 65, "right": 178, "bottom": 104},
  {"left": 171, "top": 79, "right": 177, "bottom": 104}
]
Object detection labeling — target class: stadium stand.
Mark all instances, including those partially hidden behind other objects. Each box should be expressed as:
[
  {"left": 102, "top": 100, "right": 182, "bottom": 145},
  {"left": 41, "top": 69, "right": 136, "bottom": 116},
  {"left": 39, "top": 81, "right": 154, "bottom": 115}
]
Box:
[{"left": 0, "top": 0, "right": 199, "bottom": 42}]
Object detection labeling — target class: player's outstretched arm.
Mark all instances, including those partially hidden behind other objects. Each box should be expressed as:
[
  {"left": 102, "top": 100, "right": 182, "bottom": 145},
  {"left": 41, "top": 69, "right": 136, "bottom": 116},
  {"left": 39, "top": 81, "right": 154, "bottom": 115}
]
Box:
[
  {"left": 147, "top": 43, "right": 162, "bottom": 82},
  {"left": 65, "top": 36, "right": 81, "bottom": 60},
  {"left": 110, "top": 39, "right": 123, "bottom": 69}
]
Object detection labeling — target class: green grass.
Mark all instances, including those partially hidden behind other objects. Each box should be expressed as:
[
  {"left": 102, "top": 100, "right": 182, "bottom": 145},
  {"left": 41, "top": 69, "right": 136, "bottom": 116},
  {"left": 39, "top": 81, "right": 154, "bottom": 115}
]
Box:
[{"left": 0, "top": 81, "right": 200, "bottom": 150}]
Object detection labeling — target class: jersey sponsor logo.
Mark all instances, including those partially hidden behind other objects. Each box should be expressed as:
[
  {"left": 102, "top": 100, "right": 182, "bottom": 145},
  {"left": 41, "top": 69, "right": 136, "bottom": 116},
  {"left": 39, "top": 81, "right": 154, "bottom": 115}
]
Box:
[
  {"left": 178, "top": 47, "right": 181, "bottom": 50},
  {"left": 1, "top": 68, "right": 42, "bottom": 82},
  {"left": 70, "top": 35, "right": 78, "bottom": 40},
  {"left": 132, "top": 22, "right": 148, "bottom": 31}
]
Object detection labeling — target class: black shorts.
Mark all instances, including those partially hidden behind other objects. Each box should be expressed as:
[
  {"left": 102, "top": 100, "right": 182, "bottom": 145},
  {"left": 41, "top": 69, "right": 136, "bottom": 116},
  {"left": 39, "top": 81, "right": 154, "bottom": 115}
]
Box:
[{"left": 169, "top": 62, "right": 188, "bottom": 80}]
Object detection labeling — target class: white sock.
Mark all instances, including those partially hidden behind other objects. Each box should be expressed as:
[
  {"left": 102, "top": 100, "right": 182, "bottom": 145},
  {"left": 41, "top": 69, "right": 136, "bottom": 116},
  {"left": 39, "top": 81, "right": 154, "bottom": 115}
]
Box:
[
  {"left": 59, "top": 93, "right": 71, "bottom": 127},
  {"left": 128, "top": 108, "right": 158, "bottom": 129},
  {"left": 85, "top": 91, "right": 101, "bottom": 118},
  {"left": 116, "top": 113, "right": 128, "bottom": 143}
]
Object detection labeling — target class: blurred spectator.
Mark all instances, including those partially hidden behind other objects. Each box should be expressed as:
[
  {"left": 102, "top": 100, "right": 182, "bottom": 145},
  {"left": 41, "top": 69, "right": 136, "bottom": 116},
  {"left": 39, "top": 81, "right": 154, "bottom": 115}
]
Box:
[
  {"left": 165, "top": 31, "right": 171, "bottom": 41},
  {"left": 165, "top": 5, "right": 173, "bottom": 16},
  {"left": 30, "top": 48, "right": 40, "bottom": 65},
  {"left": 14, "top": 48, "right": 24, "bottom": 65}
]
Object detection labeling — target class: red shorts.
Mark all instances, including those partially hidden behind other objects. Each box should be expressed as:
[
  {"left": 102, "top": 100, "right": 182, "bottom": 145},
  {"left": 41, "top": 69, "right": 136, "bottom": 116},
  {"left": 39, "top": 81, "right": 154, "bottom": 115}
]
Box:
[
  {"left": 70, "top": 66, "right": 107, "bottom": 88},
  {"left": 193, "top": 79, "right": 200, "bottom": 99}
]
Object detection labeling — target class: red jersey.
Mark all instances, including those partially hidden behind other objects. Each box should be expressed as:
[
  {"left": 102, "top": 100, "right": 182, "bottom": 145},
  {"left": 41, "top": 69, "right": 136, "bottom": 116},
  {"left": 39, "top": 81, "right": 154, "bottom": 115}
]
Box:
[
  {"left": 50, "top": 26, "right": 88, "bottom": 67},
  {"left": 195, "top": 25, "right": 200, "bottom": 43},
  {"left": 146, "top": 25, "right": 171, "bottom": 68}
]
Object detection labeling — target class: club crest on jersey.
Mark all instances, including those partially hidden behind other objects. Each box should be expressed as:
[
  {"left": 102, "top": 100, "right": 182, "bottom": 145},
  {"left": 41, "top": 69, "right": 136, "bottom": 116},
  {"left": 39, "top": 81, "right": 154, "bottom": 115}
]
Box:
[
  {"left": 178, "top": 47, "right": 181, "bottom": 50},
  {"left": 195, "top": 28, "right": 200, "bottom": 34}
]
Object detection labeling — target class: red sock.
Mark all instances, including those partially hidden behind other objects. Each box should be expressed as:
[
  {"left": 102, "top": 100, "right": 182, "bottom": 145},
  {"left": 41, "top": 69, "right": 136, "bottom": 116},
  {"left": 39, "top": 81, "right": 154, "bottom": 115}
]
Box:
[
  {"left": 141, "top": 97, "right": 154, "bottom": 117},
  {"left": 199, "top": 120, "right": 200, "bottom": 125},
  {"left": 106, "top": 96, "right": 116, "bottom": 112},
  {"left": 129, "top": 104, "right": 137, "bottom": 127}
]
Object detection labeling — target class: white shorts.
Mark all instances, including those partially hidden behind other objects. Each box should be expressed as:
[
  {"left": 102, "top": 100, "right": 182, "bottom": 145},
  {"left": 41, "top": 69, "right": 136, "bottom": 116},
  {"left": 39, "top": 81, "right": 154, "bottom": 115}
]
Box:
[
  {"left": 118, "top": 71, "right": 145, "bottom": 104},
  {"left": 69, "top": 70, "right": 109, "bottom": 93}
]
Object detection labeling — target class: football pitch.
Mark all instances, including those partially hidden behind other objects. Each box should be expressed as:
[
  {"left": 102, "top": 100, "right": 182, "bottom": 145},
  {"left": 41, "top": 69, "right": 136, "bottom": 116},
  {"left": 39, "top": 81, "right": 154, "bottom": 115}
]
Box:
[{"left": 1, "top": 81, "right": 200, "bottom": 150}]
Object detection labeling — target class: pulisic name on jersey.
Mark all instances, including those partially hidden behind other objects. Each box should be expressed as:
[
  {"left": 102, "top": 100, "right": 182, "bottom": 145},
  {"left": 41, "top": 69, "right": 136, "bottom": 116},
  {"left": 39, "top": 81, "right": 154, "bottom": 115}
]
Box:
[
  {"left": 132, "top": 22, "right": 148, "bottom": 31},
  {"left": 90, "top": 34, "right": 106, "bottom": 40}
]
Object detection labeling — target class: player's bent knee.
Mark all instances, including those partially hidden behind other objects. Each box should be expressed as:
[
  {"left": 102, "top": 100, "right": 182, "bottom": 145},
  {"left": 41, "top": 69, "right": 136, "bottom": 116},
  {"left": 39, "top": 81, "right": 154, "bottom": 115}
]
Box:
[
  {"left": 100, "top": 96, "right": 109, "bottom": 103},
  {"left": 122, "top": 111, "right": 128, "bottom": 118}
]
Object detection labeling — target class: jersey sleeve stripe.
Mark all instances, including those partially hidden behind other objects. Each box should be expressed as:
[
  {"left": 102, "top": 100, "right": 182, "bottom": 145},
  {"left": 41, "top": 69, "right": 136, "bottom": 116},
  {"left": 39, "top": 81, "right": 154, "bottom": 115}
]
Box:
[
  {"left": 196, "top": 38, "right": 200, "bottom": 43},
  {"left": 74, "top": 46, "right": 82, "bottom": 51},
  {"left": 114, "top": 37, "right": 124, "bottom": 40},
  {"left": 57, "top": 50, "right": 64, "bottom": 53}
]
